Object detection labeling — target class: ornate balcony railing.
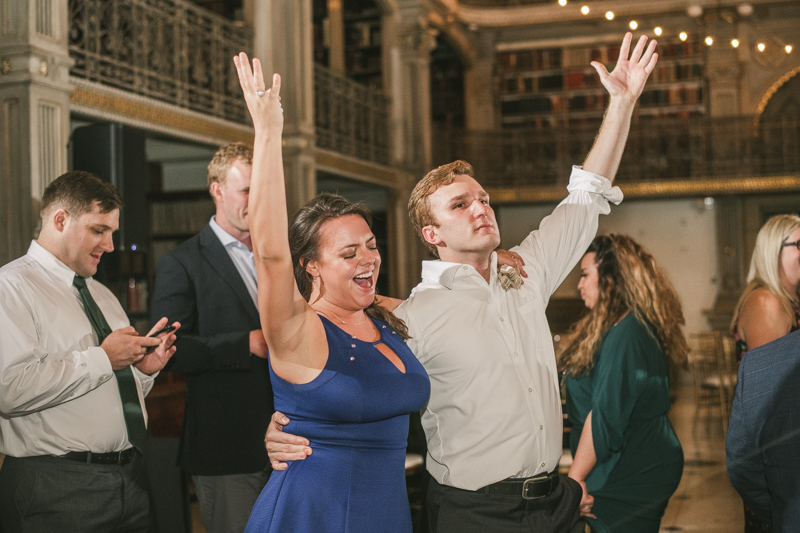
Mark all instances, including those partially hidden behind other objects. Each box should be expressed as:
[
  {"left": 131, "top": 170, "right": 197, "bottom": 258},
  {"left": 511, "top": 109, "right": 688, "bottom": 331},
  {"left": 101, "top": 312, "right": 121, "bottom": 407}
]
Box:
[
  {"left": 433, "top": 115, "right": 800, "bottom": 188},
  {"left": 68, "top": 0, "right": 252, "bottom": 124},
  {"left": 314, "top": 64, "right": 390, "bottom": 166}
]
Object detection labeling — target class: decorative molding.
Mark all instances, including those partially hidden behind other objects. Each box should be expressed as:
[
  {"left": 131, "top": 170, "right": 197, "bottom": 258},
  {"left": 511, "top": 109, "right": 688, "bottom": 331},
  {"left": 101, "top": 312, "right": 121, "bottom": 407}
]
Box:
[
  {"left": 487, "top": 175, "right": 800, "bottom": 204},
  {"left": 756, "top": 65, "right": 800, "bottom": 117},
  {"left": 69, "top": 79, "right": 254, "bottom": 146},
  {"left": 436, "top": 0, "right": 797, "bottom": 28},
  {"left": 315, "top": 147, "right": 403, "bottom": 190}
]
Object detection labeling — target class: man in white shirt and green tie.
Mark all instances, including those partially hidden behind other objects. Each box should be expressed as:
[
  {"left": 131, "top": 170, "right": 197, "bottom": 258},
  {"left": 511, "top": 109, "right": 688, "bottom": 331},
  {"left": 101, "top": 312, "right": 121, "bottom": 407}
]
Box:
[{"left": 0, "top": 171, "right": 178, "bottom": 532}]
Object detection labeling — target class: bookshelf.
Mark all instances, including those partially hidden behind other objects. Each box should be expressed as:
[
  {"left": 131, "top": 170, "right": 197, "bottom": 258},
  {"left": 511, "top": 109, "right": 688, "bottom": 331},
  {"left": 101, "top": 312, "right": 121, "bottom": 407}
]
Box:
[
  {"left": 344, "top": 0, "right": 383, "bottom": 90},
  {"left": 149, "top": 192, "right": 216, "bottom": 270},
  {"left": 497, "top": 37, "right": 706, "bottom": 128}
]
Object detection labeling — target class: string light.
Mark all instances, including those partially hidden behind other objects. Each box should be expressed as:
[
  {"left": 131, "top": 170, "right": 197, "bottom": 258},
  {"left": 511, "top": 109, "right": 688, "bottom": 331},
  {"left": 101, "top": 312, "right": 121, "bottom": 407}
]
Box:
[
  {"left": 731, "top": 39, "right": 740, "bottom": 48},
  {"left": 654, "top": 27, "right": 663, "bottom": 36},
  {"left": 581, "top": 5, "right": 589, "bottom": 15},
  {"left": 605, "top": 11, "right": 614, "bottom": 20},
  {"left": 679, "top": 32, "right": 688, "bottom": 41},
  {"left": 786, "top": 45, "right": 793, "bottom": 54},
  {"left": 705, "top": 36, "right": 714, "bottom": 46},
  {"left": 757, "top": 42, "right": 765, "bottom": 52},
  {"left": 558, "top": 0, "right": 567, "bottom": 6},
  {"left": 629, "top": 20, "right": 638, "bottom": 30}
]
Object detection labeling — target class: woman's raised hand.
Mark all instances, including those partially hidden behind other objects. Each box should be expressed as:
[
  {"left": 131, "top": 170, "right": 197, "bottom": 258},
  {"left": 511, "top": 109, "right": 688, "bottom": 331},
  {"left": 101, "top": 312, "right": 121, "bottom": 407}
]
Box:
[{"left": 233, "top": 52, "right": 284, "bottom": 138}]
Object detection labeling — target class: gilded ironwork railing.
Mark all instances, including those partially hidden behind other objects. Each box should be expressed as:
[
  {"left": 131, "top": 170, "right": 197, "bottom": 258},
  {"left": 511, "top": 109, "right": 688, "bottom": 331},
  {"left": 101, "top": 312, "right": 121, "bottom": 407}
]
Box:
[
  {"left": 68, "top": 0, "right": 252, "bottom": 124},
  {"left": 314, "top": 64, "right": 390, "bottom": 166},
  {"left": 433, "top": 115, "right": 800, "bottom": 187}
]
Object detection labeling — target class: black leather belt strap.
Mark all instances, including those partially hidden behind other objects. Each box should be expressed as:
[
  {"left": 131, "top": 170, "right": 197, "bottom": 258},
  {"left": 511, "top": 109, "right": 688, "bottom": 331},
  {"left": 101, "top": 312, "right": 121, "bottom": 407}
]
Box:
[
  {"left": 58, "top": 448, "right": 136, "bottom": 466},
  {"left": 482, "top": 469, "right": 560, "bottom": 500}
]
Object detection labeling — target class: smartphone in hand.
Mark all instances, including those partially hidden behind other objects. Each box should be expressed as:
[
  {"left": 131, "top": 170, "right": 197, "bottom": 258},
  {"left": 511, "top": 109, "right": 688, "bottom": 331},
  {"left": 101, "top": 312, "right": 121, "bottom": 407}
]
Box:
[{"left": 145, "top": 324, "right": 176, "bottom": 353}]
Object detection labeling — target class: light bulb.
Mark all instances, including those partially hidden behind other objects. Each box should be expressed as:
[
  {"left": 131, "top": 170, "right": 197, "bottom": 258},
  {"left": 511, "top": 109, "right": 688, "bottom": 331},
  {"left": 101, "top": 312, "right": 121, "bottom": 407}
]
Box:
[
  {"left": 558, "top": 0, "right": 567, "bottom": 6},
  {"left": 605, "top": 11, "right": 614, "bottom": 20},
  {"left": 679, "top": 32, "right": 688, "bottom": 42},
  {"left": 786, "top": 45, "right": 793, "bottom": 54},
  {"left": 757, "top": 42, "right": 765, "bottom": 52},
  {"left": 705, "top": 36, "right": 713, "bottom": 46},
  {"left": 731, "top": 39, "right": 740, "bottom": 48},
  {"left": 654, "top": 27, "right": 663, "bottom": 36},
  {"left": 581, "top": 5, "right": 590, "bottom": 15},
  {"left": 629, "top": 20, "right": 638, "bottom": 30}
]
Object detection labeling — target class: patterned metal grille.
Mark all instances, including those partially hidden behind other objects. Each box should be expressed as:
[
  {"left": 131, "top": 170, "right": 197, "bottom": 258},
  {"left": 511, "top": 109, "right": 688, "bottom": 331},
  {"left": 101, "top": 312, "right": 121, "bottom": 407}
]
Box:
[
  {"left": 68, "top": 0, "right": 252, "bottom": 124},
  {"left": 433, "top": 115, "right": 800, "bottom": 188},
  {"left": 314, "top": 63, "right": 390, "bottom": 166}
]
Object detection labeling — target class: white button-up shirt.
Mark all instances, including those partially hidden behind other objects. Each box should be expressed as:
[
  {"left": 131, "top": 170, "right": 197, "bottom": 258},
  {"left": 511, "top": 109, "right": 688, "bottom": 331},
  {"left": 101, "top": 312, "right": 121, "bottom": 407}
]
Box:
[
  {"left": 0, "top": 241, "right": 155, "bottom": 457},
  {"left": 209, "top": 216, "right": 258, "bottom": 305},
  {"left": 394, "top": 166, "right": 622, "bottom": 491}
]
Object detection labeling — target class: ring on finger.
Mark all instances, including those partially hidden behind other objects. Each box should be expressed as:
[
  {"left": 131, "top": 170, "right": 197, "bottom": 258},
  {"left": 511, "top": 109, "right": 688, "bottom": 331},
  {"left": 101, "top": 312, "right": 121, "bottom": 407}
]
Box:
[{"left": 256, "top": 90, "right": 265, "bottom": 97}]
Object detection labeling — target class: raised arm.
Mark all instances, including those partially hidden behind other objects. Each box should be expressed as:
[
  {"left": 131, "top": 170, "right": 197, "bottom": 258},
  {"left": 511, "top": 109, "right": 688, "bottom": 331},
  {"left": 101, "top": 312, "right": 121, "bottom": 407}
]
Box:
[
  {"left": 582, "top": 33, "right": 658, "bottom": 181},
  {"left": 234, "top": 54, "right": 325, "bottom": 380}
]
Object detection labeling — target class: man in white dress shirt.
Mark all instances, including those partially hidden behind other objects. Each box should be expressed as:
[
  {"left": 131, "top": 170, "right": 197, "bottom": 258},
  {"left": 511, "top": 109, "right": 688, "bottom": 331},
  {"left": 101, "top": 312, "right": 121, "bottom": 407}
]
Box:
[
  {"left": 265, "top": 32, "right": 657, "bottom": 531},
  {"left": 0, "top": 171, "right": 178, "bottom": 532}
]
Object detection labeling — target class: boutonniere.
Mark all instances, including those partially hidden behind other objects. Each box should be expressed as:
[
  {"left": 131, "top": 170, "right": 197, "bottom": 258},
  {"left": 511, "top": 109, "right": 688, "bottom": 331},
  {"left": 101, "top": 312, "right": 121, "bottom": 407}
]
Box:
[{"left": 498, "top": 265, "right": 523, "bottom": 292}]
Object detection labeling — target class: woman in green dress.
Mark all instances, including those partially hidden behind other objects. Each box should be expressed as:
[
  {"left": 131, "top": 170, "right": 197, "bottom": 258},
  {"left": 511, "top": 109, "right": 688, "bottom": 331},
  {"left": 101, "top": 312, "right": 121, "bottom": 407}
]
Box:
[{"left": 558, "top": 234, "right": 688, "bottom": 533}]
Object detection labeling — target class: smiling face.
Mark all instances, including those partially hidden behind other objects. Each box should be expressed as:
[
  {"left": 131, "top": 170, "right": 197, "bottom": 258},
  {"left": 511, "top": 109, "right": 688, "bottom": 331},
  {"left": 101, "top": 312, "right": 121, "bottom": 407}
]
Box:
[
  {"left": 422, "top": 174, "right": 501, "bottom": 263},
  {"left": 211, "top": 158, "right": 252, "bottom": 241},
  {"left": 780, "top": 225, "right": 800, "bottom": 295},
  {"left": 308, "top": 214, "right": 381, "bottom": 311},
  {"left": 578, "top": 252, "right": 600, "bottom": 309},
  {"left": 57, "top": 203, "right": 119, "bottom": 278}
]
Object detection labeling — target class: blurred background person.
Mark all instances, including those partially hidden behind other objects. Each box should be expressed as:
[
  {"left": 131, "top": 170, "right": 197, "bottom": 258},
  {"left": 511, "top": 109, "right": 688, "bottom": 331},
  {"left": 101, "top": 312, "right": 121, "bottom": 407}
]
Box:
[
  {"left": 730, "top": 213, "right": 800, "bottom": 533},
  {"left": 558, "top": 234, "right": 688, "bottom": 533}
]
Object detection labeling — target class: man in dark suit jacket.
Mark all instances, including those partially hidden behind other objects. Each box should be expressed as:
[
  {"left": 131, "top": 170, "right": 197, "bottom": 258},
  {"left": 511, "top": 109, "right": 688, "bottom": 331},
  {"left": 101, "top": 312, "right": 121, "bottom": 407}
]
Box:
[
  {"left": 726, "top": 328, "right": 800, "bottom": 532},
  {"left": 151, "top": 143, "right": 271, "bottom": 533}
]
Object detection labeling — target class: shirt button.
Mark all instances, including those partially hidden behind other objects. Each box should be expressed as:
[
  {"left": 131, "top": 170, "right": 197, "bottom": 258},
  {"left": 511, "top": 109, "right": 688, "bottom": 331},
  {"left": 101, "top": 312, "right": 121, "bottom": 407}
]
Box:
[
  {"left": 514, "top": 352, "right": 519, "bottom": 357},
  {"left": 499, "top": 317, "right": 505, "bottom": 322},
  {"left": 351, "top": 344, "right": 356, "bottom": 348},
  {"left": 350, "top": 356, "right": 355, "bottom": 361},
  {"left": 528, "top": 388, "right": 533, "bottom": 392},
  {"left": 540, "top": 425, "right": 543, "bottom": 430},
  {"left": 541, "top": 462, "right": 546, "bottom": 468},
  {"left": 462, "top": 266, "right": 468, "bottom": 271}
]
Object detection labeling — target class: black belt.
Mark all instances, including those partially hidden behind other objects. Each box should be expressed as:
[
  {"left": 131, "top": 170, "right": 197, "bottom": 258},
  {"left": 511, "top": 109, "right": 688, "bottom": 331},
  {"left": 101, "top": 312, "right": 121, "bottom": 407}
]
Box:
[
  {"left": 57, "top": 448, "right": 136, "bottom": 466},
  {"left": 482, "top": 469, "right": 560, "bottom": 500}
]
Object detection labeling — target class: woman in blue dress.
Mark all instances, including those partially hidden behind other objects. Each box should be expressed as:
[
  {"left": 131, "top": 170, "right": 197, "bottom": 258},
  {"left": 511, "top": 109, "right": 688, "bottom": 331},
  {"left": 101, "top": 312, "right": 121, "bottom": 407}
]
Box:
[
  {"left": 233, "top": 54, "right": 430, "bottom": 532},
  {"left": 557, "top": 235, "right": 688, "bottom": 532}
]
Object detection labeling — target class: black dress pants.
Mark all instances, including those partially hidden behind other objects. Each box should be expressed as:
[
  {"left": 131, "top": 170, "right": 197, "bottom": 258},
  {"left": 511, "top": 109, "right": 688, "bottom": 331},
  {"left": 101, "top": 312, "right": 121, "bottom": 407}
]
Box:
[
  {"left": 0, "top": 453, "right": 151, "bottom": 533},
  {"left": 428, "top": 474, "right": 585, "bottom": 533}
]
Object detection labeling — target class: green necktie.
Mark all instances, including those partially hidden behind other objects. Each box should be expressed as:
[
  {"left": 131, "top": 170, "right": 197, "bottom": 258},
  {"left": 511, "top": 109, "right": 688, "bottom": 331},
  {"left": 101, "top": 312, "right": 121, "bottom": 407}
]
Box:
[{"left": 73, "top": 275, "right": 148, "bottom": 452}]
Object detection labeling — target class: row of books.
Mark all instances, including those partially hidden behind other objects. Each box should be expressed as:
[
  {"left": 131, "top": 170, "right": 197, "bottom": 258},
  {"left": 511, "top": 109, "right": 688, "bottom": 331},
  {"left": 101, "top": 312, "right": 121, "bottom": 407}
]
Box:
[
  {"left": 501, "top": 85, "right": 703, "bottom": 116},
  {"left": 498, "top": 39, "right": 702, "bottom": 74}
]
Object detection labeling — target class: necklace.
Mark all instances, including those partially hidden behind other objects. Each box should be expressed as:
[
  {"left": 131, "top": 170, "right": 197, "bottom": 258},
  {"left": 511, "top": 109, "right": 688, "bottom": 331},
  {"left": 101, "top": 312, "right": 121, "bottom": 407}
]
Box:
[{"left": 317, "top": 306, "right": 371, "bottom": 326}]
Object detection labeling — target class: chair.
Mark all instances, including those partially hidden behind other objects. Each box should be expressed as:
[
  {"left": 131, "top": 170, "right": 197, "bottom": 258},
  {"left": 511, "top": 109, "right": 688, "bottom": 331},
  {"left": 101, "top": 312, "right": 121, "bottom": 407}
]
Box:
[{"left": 688, "top": 332, "right": 738, "bottom": 435}]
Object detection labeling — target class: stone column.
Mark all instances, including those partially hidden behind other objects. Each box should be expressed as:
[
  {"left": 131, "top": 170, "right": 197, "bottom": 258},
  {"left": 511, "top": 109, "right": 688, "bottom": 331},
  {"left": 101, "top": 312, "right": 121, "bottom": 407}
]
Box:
[
  {"left": 387, "top": 2, "right": 435, "bottom": 176},
  {"left": 705, "top": 196, "right": 747, "bottom": 331},
  {"left": 0, "top": 0, "right": 73, "bottom": 265},
  {"left": 327, "top": 0, "right": 345, "bottom": 74},
  {"left": 464, "top": 32, "right": 496, "bottom": 131},
  {"left": 383, "top": 1, "right": 437, "bottom": 291},
  {"left": 245, "top": 0, "right": 316, "bottom": 216}
]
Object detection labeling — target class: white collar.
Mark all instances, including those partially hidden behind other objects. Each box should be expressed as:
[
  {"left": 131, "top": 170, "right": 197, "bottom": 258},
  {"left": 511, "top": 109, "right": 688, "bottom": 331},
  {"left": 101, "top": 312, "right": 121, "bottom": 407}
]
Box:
[
  {"left": 28, "top": 240, "right": 86, "bottom": 288},
  {"left": 420, "top": 252, "right": 498, "bottom": 290}
]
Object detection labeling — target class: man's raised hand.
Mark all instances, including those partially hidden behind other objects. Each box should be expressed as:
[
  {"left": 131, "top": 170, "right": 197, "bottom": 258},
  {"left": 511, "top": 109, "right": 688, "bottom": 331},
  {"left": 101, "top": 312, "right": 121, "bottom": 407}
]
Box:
[{"left": 592, "top": 33, "right": 658, "bottom": 104}]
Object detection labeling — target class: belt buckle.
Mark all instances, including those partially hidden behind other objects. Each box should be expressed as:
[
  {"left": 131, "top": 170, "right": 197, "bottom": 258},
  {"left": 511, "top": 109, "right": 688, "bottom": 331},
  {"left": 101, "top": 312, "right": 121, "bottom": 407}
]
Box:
[{"left": 521, "top": 474, "right": 550, "bottom": 500}]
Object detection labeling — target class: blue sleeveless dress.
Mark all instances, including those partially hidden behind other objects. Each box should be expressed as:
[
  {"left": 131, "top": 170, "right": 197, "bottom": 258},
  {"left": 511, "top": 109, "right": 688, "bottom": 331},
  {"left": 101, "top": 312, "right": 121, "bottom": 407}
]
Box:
[{"left": 245, "top": 315, "right": 430, "bottom": 533}]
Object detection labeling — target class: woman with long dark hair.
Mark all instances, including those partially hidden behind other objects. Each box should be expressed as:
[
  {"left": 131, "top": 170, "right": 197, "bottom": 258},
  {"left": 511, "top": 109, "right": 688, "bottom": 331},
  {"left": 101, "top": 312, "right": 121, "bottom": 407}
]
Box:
[
  {"left": 233, "top": 54, "right": 430, "bottom": 532},
  {"left": 558, "top": 234, "right": 688, "bottom": 532}
]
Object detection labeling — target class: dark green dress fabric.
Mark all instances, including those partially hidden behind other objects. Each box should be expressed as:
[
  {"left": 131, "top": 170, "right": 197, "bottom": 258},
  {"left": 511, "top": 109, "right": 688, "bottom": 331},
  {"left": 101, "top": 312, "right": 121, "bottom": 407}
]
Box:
[{"left": 565, "top": 313, "right": 684, "bottom": 533}]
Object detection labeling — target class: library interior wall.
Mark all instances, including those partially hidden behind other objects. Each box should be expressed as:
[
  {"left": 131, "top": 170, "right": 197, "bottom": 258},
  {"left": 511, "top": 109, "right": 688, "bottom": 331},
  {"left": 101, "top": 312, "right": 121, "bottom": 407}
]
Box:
[{"left": 497, "top": 198, "right": 719, "bottom": 338}]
